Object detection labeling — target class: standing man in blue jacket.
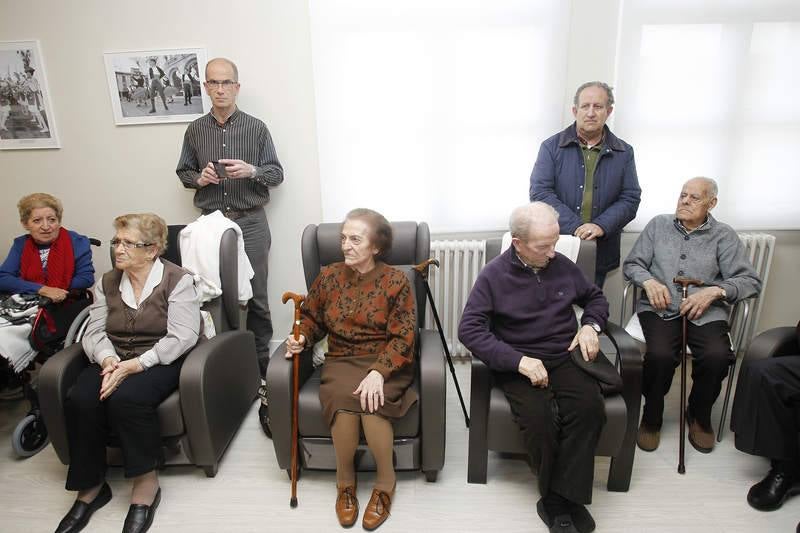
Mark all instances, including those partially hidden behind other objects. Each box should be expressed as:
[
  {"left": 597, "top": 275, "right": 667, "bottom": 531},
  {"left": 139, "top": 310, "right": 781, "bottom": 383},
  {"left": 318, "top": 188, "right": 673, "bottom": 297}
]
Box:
[{"left": 530, "top": 81, "right": 641, "bottom": 288}]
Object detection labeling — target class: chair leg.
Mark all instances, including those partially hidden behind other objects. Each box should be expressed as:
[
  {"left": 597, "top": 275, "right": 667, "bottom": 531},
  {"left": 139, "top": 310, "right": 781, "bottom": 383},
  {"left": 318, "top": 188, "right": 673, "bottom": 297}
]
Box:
[
  {"left": 203, "top": 464, "right": 218, "bottom": 478},
  {"left": 424, "top": 470, "right": 438, "bottom": 482},
  {"left": 716, "top": 360, "right": 738, "bottom": 443},
  {"left": 607, "top": 451, "right": 634, "bottom": 492}
]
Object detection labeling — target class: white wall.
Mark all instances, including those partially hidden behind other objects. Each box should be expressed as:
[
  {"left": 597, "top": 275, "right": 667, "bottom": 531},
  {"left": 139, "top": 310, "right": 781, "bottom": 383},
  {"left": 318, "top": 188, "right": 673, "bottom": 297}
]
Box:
[{"left": 0, "top": 0, "right": 323, "bottom": 344}]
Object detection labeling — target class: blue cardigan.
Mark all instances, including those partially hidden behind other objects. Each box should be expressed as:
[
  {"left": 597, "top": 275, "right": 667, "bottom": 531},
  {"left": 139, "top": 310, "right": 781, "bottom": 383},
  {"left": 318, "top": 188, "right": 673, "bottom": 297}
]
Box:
[
  {"left": 0, "top": 230, "right": 95, "bottom": 294},
  {"left": 530, "top": 123, "right": 641, "bottom": 275}
]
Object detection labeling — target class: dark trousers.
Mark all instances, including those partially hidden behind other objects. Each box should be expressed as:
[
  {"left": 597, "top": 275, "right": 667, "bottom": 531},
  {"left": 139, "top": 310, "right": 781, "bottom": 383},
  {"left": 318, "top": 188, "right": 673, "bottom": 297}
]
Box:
[
  {"left": 639, "top": 312, "right": 732, "bottom": 428},
  {"left": 182, "top": 82, "right": 192, "bottom": 104},
  {"left": 494, "top": 358, "right": 605, "bottom": 504},
  {"left": 149, "top": 79, "right": 168, "bottom": 111},
  {"left": 235, "top": 209, "right": 273, "bottom": 371},
  {"left": 64, "top": 360, "right": 182, "bottom": 491},
  {"left": 731, "top": 355, "right": 800, "bottom": 462}
]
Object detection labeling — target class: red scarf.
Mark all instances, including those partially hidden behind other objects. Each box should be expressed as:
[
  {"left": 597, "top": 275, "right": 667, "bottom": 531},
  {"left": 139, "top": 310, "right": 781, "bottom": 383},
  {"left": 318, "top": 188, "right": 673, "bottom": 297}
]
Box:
[{"left": 20, "top": 227, "right": 75, "bottom": 290}]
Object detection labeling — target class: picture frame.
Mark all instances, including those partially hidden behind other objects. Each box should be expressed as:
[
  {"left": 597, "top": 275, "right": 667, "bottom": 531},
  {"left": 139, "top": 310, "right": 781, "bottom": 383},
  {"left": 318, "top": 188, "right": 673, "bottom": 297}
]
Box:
[
  {"left": 103, "top": 47, "right": 209, "bottom": 125},
  {"left": 0, "top": 40, "right": 60, "bottom": 150}
]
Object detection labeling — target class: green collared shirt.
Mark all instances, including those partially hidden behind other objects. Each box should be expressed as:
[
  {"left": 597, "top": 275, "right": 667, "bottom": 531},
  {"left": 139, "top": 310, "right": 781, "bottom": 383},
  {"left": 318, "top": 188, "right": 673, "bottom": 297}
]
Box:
[{"left": 579, "top": 138, "right": 603, "bottom": 223}]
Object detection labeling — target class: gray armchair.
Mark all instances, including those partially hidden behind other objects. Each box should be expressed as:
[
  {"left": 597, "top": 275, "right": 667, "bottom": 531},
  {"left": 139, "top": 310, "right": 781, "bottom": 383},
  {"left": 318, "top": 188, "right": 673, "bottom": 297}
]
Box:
[
  {"left": 467, "top": 237, "right": 643, "bottom": 491},
  {"left": 38, "top": 226, "right": 258, "bottom": 477},
  {"left": 267, "top": 221, "right": 446, "bottom": 481}
]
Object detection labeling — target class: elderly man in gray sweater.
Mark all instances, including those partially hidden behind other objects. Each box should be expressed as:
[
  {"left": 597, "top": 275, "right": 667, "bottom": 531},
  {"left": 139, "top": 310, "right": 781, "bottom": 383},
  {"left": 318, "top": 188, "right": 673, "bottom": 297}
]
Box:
[{"left": 623, "top": 177, "right": 761, "bottom": 453}]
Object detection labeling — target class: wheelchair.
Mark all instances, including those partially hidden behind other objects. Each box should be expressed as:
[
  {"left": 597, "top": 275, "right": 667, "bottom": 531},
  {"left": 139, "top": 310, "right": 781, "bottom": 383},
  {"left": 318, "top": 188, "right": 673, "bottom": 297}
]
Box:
[{"left": 1, "top": 290, "right": 93, "bottom": 457}]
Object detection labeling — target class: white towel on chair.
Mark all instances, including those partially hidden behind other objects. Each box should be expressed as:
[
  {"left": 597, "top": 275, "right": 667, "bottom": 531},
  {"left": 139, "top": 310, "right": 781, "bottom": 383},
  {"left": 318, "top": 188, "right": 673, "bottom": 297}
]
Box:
[
  {"left": 0, "top": 318, "right": 37, "bottom": 373},
  {"left": 179, "top": 211, "right": 255, "bottom": 305}
]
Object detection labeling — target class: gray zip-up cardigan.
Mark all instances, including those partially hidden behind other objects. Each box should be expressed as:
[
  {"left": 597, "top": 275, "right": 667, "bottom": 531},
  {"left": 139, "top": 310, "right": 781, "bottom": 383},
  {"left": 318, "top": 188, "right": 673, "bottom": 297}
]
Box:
[{"left": 622, "top": 214, "right": 761, "bottom": 326}]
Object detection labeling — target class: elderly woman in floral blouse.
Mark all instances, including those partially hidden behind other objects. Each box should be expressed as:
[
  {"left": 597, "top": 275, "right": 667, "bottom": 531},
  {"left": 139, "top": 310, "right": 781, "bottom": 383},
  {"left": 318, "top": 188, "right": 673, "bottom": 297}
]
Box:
[{"left": 286, "top": 208, "right": 416, "bottom": 531}]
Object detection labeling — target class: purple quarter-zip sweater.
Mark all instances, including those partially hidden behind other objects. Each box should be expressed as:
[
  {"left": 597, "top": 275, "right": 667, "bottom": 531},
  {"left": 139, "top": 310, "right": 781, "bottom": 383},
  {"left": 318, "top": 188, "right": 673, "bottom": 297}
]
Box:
[{"left": 458, "top": 246, "right": 609, "bottom": 372}]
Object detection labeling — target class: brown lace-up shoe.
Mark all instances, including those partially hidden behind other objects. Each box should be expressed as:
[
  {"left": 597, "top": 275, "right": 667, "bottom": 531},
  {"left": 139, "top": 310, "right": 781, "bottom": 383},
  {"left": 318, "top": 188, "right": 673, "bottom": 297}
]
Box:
[
  {"left": 637, "top": 423, "right": 661, "bottom": 452},
  {"left": 686, "top": 410, "right": 715, "bottom": 453},
  {"left": 335, "top": 485, "right": 359, "bottom": 527},
  {"left": 361, "top": 486, "right": 394, "bottom": 531}
]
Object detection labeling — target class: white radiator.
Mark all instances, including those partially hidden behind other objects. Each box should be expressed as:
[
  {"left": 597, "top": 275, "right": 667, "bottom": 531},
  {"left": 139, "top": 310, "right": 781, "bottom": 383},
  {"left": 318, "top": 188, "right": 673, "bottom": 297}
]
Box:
[
  {"left": 426, "top": 240, "right": 486, "bottom": 357},
  {"left": 735, "top": 233, "right": 776, "bottom": 351}
]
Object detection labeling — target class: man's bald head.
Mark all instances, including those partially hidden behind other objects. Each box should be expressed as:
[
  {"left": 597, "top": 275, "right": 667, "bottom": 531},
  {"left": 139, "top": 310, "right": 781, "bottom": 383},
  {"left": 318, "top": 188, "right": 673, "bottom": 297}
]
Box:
[{"left": 205, "top": 58, "right": 238, "bottom": 82}]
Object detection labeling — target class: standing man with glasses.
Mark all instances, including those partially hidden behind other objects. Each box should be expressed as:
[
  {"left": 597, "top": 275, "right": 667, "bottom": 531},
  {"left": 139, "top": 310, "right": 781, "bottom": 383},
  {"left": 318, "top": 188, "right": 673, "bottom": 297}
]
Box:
[
  {"left": 623, "top": 177, "right": 761, "bottom": 454},
  {"left": 530, "top": 81, "right": 641, "bottom": 289},
  {"left": 176, "top": 58, "right": 284, "bottom": 437}
]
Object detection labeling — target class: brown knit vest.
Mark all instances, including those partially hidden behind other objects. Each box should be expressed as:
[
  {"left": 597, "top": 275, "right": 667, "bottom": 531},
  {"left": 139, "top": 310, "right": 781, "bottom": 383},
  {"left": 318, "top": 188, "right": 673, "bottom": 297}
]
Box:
[{"left": 102, "top": 260, "right": 203, "bottom": 361}]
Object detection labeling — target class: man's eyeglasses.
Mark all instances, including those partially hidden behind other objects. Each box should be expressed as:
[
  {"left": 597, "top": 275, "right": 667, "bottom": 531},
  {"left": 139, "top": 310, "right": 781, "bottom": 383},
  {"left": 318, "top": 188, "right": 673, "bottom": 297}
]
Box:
[
  {"left": 109, "top": 238, "right": 153, "bottom": 250},
  {"left": 205, "top": 79, "right": 238, "bottom": 89}
]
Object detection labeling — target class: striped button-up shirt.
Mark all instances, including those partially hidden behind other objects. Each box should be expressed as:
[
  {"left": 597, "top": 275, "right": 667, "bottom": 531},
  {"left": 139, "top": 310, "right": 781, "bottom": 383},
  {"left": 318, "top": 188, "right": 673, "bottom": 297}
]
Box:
[{"left": 176, "top": 109, "right": 284, "bottom": 211}]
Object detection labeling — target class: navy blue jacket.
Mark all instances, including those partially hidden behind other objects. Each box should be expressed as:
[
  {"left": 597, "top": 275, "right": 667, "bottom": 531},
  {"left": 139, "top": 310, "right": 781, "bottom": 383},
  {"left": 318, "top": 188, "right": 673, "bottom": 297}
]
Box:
[{"left": 530, "top": 123, "right": 641, "bottom": 276}]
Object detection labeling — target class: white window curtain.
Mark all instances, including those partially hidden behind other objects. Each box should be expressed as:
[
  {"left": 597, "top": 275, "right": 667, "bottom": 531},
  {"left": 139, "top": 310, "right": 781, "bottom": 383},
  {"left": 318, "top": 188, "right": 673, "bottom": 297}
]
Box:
[
  {"left": 309, "top": 0, "right": 571, "bottom": 232},
  {"left": 614, "top": 0, "right": 800, "bottom": 230}
]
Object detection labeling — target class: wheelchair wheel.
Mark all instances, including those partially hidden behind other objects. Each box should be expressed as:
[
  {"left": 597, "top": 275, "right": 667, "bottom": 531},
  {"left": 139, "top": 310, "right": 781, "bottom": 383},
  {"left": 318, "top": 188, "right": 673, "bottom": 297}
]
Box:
[{"left": 12, "top": 414, "right": 50, "bottom": 457}]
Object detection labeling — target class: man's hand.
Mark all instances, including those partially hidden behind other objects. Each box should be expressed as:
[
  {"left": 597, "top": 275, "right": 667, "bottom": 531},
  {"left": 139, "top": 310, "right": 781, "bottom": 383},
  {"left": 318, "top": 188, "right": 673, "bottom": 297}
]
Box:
[
  {"left": 568, "top": 325, "right": 600, "bottom": 362},
  {"left": 218, "top": 159, "right": 256, "bottom": 179},
  {"left": 197, "top": 162, "right": 221, "bottom": 187},
  {"left": 574, "top": 223, "right": 605, "bottom": 241},
  {"left": 285, "top": 334, "right": 307, "bottom": 358},
  {"left": 353, "top": 370, "right": 385, "bottom": 413},
  {"left": 38, "top": 285, "right": 68, "bottom": 303},
  {"left": 679, "top": 286, "right": 724, "bottom": 321},
  {"left": 518, "top": 356, "right": 548, "bottom": 387},
  {"left": 642, "top": 278, "right": 672, "bottom": 310},
  {"left": 99, "top": 358, "right": 143, "bottom": 400}
]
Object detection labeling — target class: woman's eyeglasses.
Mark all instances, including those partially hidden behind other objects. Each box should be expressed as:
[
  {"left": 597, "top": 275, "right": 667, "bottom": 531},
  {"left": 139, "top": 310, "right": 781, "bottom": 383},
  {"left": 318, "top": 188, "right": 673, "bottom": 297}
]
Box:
[{"left": 109, "top": 238, "right": 153, "bottom": 250}]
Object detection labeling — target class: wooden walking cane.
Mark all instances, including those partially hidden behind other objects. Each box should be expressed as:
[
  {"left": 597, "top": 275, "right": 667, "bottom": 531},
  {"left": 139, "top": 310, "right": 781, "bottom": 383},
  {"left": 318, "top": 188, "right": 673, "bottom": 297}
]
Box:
[
  {"left": 413, "top": 258, "right": 470, "bottom": 427},
  {"left": 282, "top": 291, "right": 306, "bottom": 507},
  {"left": 673, "top": 276, "right": 703, "bottom": 474}
]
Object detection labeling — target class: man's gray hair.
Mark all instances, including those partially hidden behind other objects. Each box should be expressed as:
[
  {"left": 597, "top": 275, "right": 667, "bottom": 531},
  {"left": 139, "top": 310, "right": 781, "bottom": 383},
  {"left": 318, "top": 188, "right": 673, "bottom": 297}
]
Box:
[
  {"left": 509, "top": 202, "right": 560, "bottom": 239},
  {"left": 205, "top": 57, "right": 239, "bottom": 81},
  {"left": 691, "top": 176, "right": 719, "bottom": 199},
  {"left": 573, "top": 81, "right": 615, "bottom": 107}
]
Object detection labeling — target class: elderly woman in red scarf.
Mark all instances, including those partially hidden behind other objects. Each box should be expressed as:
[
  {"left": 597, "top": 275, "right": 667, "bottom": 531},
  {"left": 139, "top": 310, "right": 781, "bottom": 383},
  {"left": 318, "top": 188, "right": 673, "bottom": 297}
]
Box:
[
  {"left": 0, "top": 193, "right": 94, "bottom": 388},
  {"left": 0, "top": 193, "right": 94, "bottom": 299}
]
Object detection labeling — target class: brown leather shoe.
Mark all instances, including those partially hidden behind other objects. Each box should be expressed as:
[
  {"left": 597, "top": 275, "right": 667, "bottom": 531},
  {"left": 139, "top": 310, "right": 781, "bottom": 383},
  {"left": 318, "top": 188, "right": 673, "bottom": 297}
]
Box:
[
  {"left": 361, "top": 486, "right": 394, "bottom": 531},
  {"left": 637, "top": 423, "right": 660, "bottom": 452},
  {"left": 335, "top": 485, "right": 359, "bottom": 528},
  {"left": 687, "top": 411, "right": 715, "bottom": 453}
]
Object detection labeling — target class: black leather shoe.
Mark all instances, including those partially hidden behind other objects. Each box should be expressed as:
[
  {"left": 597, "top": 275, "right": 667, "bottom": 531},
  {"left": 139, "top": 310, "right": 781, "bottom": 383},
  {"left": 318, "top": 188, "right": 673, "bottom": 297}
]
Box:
[
  {"left": 747, "top": 468, "right": 800, "bottom": 511},
  {"left": 122, "top": 488, "right": 161, "bottom": 533},
  {"left": 55, "top": 482, "right": 112, "bottom": 533},
  {"left": 537, "top": 498, "right": 579, "bottom": 533}
]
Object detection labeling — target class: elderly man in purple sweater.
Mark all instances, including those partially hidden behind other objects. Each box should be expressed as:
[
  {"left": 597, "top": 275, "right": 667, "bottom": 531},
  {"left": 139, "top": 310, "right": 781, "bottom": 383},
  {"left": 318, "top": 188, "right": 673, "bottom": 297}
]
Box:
[{"left": 459, "top": 202, "right": 609, "bottom": 533}]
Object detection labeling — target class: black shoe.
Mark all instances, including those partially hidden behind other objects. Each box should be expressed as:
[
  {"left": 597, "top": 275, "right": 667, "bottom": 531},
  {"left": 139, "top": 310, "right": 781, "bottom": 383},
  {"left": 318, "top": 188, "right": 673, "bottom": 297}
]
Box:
[
  {"left": 566, "top": 501, "right": 596, "bottom": 533},
  {"left": 148, "top": 109, "right": 156, "bottom": 114},
  {"left": 123, "top": 488, "right": 161, "bottom": 533},
  {"left": 537, "top": 498, "right": 579, "bottom": 533},
  {"left": 55, "top": 482, "right": 112, "bottom": 533},
  {"left": 747, "top": 468, "right": 800, "bottom": 511}
]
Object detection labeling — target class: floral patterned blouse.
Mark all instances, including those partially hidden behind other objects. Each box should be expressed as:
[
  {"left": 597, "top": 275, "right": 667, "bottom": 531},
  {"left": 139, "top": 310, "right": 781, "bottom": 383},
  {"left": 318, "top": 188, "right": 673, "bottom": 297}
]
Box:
[{"left": 299, "top": 261, "right": 416, "bottom": 379}]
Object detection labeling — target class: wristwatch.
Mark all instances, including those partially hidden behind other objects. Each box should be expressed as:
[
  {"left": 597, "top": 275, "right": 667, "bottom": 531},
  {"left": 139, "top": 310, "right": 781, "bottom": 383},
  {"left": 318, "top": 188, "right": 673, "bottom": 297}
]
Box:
[{"left": 585, "top": 322, "right": 602, "bottom": 333}]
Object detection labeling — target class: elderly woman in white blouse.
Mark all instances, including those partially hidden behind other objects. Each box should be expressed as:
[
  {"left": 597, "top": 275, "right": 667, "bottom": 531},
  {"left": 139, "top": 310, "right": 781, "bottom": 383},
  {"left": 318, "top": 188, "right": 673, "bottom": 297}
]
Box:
[{"left": 55, "top": 213, "right": 204, "bottom": 533}]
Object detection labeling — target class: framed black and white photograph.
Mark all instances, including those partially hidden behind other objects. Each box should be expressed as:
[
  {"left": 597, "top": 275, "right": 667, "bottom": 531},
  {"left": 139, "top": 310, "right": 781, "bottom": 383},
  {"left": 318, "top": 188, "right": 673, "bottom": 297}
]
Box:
[
  {"left": 0, "top": 40, "right": 59, "bottom": 150},
  {"left": 103, "top": 47, "right": 208, "bottom": 125}
]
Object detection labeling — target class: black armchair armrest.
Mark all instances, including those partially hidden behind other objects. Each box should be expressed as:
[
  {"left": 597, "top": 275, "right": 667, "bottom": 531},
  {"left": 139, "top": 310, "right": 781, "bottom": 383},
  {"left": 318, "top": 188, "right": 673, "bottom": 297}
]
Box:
[
  {"left": 743, "top": 327, "right": 798, "bottom": 364},
  {"left": 266, "top": 340, "right": 316, "bottom": 470},
  {"left": 38, "top": 343, "right": 90, "bottom": 465},
  {"left": 179, "top": 330, "right": 258, "bottom": 472},
  {"left": 418, "top": 329, "right": 446, "bottom": 477},
  {"left": 603, "top": 321, "right": 642, "bottom": 492},
  {"left": 467, "top": 357, "right": 491, "bottom": 484}
]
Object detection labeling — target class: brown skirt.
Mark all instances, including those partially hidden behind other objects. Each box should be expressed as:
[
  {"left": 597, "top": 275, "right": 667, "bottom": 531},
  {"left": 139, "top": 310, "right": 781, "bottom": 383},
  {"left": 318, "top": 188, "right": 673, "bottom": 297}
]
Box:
[{"left": 319, "top": 354, "right": 417, "bottom": 426}]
